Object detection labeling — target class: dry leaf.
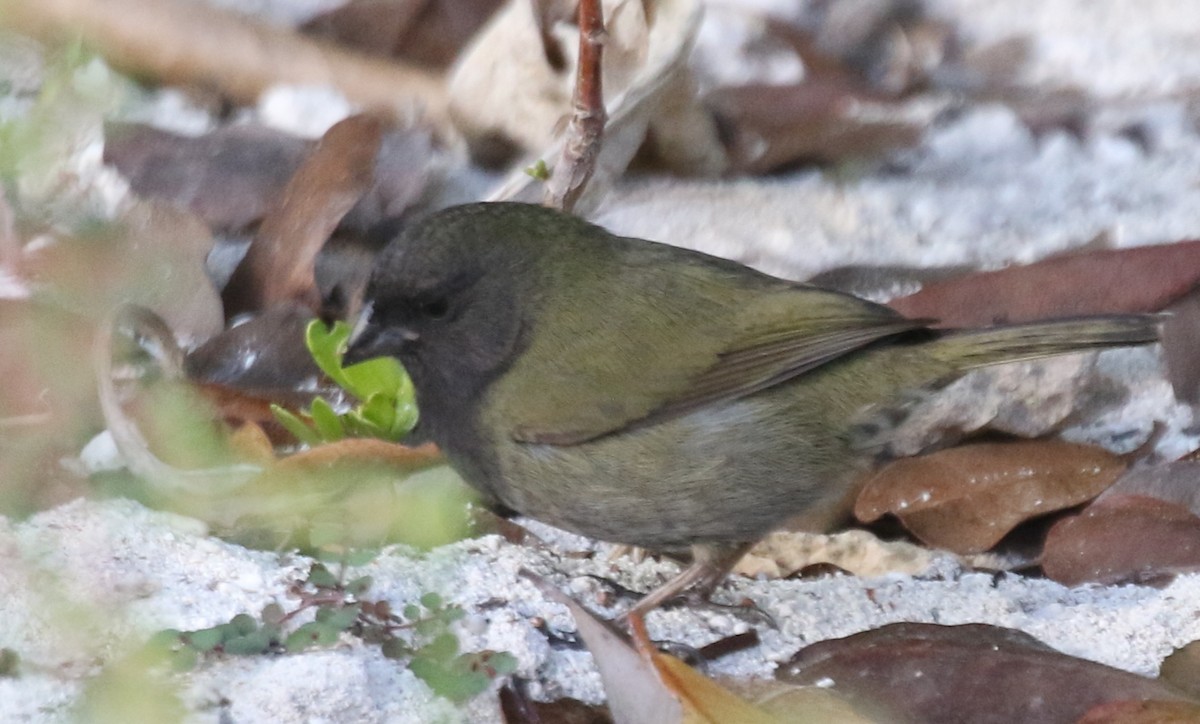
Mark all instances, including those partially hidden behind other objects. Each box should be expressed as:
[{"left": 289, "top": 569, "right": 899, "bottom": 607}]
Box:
[
  {"left": 221, "top": 114, "right": 384, "bottom": 319},
  {"left": 778, "top": 622, "right": 1190, "bottom": 724},
  {"left": 271, "top": 439, "right": 442, "bottom": 474},
  {"left": 499, "top": 681, "right": 613, "bottom": 724},
  {"left": 302, "top": 0, "right": 505, "bottom": 69},
  {"left": 1042, "top": 495, "right": 1200, "bottom": 587},
  {"left": 185, "top": 305, "right": 319, "bottom": 392},
  {"left": 1, "top": 0, "right": 448, "bottom": 124},
  {"left": 1076, "top": 700, "right": 1200, "bottom": 723},
  {"left": 855, "top": 440, "right": 1125, "bottom": 554},
  {"left": 521, "top": 572, "right": 857, "bottom": 724},
  {"left": 461, "top": 0, "right": 724, "bottom": 209},
  {"left": 1097, "top": 461, "right": 1200, "bottom": 517},
  {"left": 706, "top": 80, "right": 926, "bottom": 173},
  {"left": 735, "top": 529, "right": 940, "bottom": 579},
  {"left": 887, "top": 240, "right": 1200, "bottom": 327},
  {"left": 1159, "top": 641, "right": 1200, "bottom": 701},
  {"left": 104, "top": 122, "right": 311, "bottom": 233}
]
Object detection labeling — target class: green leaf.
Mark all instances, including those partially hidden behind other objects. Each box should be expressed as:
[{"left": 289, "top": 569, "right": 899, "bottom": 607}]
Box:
[
  {"left": 307, "top": 563, "right": 339, "bottom": 590},
  {"left": 346, "top": 576, "right": 373, "bottom": 596},
  {"left": 420, "top": 633, "right": 459, "bottom": 662},
  {"left": 341, "top": 357, "right": 405, "bottom": 402},
  {"left": 284, "top": 622, "right": 339, "bottom": 652},
  {"left": 309, "top": 397, "right": 345, "bottom": 442},
  {"left": 357, "top": 392, "right": 397, "bottom": 435},
  {"left": 420, "top": 592, "right": 444, "bottom": 611},
  {"left": 411, "top": 656, "right": 490, "bottom": 702},
  {"left": 324, "top": 604, "right": 361, "bottom": 632},
  {"left": 271, "top": 404, "right": 322, "bottom": 447},
  {"left": 487, "top": 651, "right": 518, "bottom": 677},
  {"left": 222, "top": 629, "right": 274, "bottom": 656},
  {"left": 381, "top": 638, "right": 410, "bottom": 660},
  {"left": 185, "top": 627, "right": 224, "bottom": 653},
  {"left": 305, "top": 320, "right": 353, "bottom": 390},
  {"left": 230, "top": 614, "right": 257, "bottom": 636}
]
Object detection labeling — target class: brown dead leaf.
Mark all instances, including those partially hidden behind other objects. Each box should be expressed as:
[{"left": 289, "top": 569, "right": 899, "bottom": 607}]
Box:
[
  {"left": 1076, "top": 700, "right": 1200, "bottom": 723},
  {"left": 104, "top": 122, "right": 311, "bottom": 233},
  {"left": 887, "top": 240, "right": 1200, "bottom": 327},
  {"left": 522, "top": 572, "right": 857, "bottom": 724},
  {"left": 499, "top": 681, "right": 613, "bottom": 724},
  {"left": 2, "top": 0, "right": 448, "bottom": 125},
  {"left": 1161, "top": 287, "right": 1200, "bottom": 403},
  {"left": 1159, "top": 641, "right": 1200, "bottom": 701},
  {"left": 221, "top": 114, "right": 384, "bottom": 319},
  {"left": 779, "top": 622, "right": 1191, "bottom": 724},
  {"left": 185, "top": 305, "right": 319, "bottom": 392},
  {"left": 302, "top": 0, "right": 505, "bottom": 69},
  {"left": 1097, "top": 461, "right": 1200, "bottom": 517},
  {"left": 855, "top": 440, "right": 1126, "bottom": 554},
  {"left": 706, "top": 79, "right": 925, "bottom": 174},
  {"left": 272, "top": 439, "right": 442, "bottom": 474},
  {"left": 1042, "top": 495, "right": 1200, "bottom": 587}
]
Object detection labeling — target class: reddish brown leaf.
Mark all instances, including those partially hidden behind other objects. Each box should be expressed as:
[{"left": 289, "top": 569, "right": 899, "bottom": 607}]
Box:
[
  {"left": 887, "top": 240, "right": 1200, "bottom": 327},
  {"left": 1098, "top": 461, "right": 1200, "bottom": 518},
  {"left": 272, "top": 439, "right": 442, "bottom": 474},
  {"left": 302, "top": 0, "right": 505, "bottom": 69},
  {"left": 707, "top": 79, "right": 923, "bottom": 174},
  {"left": 855, "top": 440, "right": 1125, "bottom": 554},
  {"left": 104, "top": 122, "right": 311, "bottom": 232},
  {"left": 1076, "top": 700, "right": 1200, "bottom": 723},
  {"left": 779, "top": 622, "right": 1190, "bottom": 724},
  {"left": 185, "top": 305, "right": 319, "bottom": 392},
  {"left": 221, "top": 114, "right": 384, "bottom": 319},
  {"left": 1161, "top": 287, "right": 1200, "bottom": 403},
  {"left": 499, "top": 682, "right": 613, "bottom": 724},
  {"left": 1042, "top": 495, "right": 1200, "bottom": 586},
  {"left": 1159, "top": 641, "right": 1200, "bottom": 701}
]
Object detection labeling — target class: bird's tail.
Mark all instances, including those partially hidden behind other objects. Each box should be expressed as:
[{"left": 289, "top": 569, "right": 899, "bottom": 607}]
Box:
[{"left": 927, "top": 315, "right": 1162, "bottom": 370}]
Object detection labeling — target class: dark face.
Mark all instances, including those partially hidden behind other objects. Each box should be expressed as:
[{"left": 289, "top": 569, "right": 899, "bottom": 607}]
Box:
[{"left": 345, "top": 204, "right": 542, "bottom": 438}]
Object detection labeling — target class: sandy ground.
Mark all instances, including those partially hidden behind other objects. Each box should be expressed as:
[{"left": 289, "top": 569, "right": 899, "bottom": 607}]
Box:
[{"left": 3, "top": 0, "right": 1200, "bottom": 721}]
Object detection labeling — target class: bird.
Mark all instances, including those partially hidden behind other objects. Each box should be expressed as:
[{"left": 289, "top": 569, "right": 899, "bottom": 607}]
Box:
[{"left": 346, "top": 201, "right": 1160, "bottom": 615}]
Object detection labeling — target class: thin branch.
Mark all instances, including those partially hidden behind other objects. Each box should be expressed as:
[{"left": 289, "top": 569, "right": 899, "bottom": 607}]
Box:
[
  {"left": 1, "top": 0, "right": 448, "bottom": 125},
  {"left": 543, "top": 0, "right": 607, "bottom": 212}
]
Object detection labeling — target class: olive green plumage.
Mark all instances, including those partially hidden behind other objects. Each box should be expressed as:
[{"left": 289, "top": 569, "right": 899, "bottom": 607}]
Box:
[{"left": 349, "top": 201, "right": 1158, "bottom": 558}]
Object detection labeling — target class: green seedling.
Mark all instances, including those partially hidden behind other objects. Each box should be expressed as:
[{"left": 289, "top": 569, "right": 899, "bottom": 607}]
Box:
[
  {"left": 272, "top": 320, "right": 419, "bottom": 445},
  {"left": 146, "top": 563, "right": 515, "bottom": 703}
]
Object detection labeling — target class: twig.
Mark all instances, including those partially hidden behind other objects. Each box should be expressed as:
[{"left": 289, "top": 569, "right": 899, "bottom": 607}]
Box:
[
  {"left": 0, "top": 0, "right": 448, "bottom": 125},
  {"left": 543, "top": 0, "right": 607, "bottom": 212},
  {"left": 93, "top": 305, "right": 262, "bottom": 496}
]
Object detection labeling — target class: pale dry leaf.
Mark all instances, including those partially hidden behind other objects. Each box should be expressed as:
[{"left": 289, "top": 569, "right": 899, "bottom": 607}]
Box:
[
  {"left": 734, "top": 529, "right": 940, "bottom": 579},
  {"left": 462, "top": 0, "right": 724, "bottom": 212}
]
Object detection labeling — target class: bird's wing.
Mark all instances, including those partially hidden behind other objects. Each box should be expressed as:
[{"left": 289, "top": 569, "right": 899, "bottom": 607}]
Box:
[{"left": 500, "top": 263, "right": 928, "bottom": 446}]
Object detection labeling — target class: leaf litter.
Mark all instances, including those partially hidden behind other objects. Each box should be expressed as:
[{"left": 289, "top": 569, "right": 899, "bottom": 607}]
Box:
[{"left": 3, "top": 0, "right": 1200, "bottom": 721}]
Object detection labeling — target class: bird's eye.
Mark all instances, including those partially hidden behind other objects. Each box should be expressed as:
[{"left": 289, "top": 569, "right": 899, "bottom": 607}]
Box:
[{"left": 419, "top": 298, "right": 450, "bottom": 319}]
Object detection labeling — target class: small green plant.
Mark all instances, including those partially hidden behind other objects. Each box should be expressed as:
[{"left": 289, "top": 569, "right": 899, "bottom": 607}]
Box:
[
  {"left": 524, "top": 159, "right": 550, "bottom": 181},
  {"left": 272, "top": 320, "right": 419, "bottom": 445},
  {"left": 146, "top": 563, "right": 516, "bottom": 703}
]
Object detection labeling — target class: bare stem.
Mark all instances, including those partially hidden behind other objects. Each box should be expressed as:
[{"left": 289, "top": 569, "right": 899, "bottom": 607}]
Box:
[{"left": 543, "top": 0, "right": 607, "bottom": 212}]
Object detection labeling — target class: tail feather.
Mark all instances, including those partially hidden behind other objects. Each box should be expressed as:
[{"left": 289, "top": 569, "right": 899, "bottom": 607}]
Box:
[{"left": 929, "top": 314, "right": 1162, "bottom": 370}]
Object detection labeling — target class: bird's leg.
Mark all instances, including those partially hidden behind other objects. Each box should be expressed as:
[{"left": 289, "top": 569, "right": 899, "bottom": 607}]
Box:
[{"left": 621, "top": 542, "right": 753, "bottom": 621}]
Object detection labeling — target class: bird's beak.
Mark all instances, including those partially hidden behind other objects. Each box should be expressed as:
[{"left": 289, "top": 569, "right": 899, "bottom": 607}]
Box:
[{"left": 344, "top": 304, "right": 420, "bottom": 365}]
